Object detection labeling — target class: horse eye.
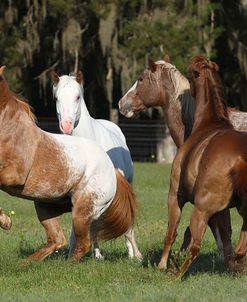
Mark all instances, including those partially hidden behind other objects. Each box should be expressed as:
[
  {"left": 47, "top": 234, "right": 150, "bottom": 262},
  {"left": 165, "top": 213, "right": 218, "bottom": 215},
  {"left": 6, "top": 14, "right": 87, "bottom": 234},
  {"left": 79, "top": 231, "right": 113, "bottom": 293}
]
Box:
[
  {"left": 54, "top": 97, "right": 57, "bottom": 102},
  {"left": 76, "top": 96, "right": 80, "bottom": 101},
  {"left": 138, "top": 77, "right": 143, "bottom": 83}
]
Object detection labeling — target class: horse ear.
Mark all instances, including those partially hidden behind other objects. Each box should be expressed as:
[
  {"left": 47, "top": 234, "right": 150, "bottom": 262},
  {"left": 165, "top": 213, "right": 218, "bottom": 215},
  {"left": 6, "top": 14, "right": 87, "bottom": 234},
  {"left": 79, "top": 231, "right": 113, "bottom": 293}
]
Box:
[
  {"left": 0, "top": 65, "right": 6, "bottom": 76},
  {"left": 76, "top": 71, "right": 84, "bottom": 85},
  {"left": 148, "top": 59, "right": 157, "bottom": 73},
  {"left": 209, "top": 61, "right": 219, "bottom": 72},
  {"left": 163, "top": 54, "right": 170, "bottom": 63},
  {"left": 51, "top": 71, "right": 60, "bottom": 86}
]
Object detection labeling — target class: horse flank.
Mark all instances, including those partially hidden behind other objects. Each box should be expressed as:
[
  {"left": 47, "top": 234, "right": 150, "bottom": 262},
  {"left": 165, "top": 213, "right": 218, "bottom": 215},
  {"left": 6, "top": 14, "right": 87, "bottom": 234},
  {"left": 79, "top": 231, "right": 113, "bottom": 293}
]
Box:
[{"left": 96, "top": 170, "right": 136, "bottom": 241}]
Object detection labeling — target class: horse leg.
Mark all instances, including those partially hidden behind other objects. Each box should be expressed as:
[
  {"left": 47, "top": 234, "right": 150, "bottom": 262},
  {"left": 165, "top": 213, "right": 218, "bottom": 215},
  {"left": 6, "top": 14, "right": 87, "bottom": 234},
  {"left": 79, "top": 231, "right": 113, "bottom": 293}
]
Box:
[
  {"left": 26, "top": 201, "right": 68, "bottom": 261},
  {"left": 69, "top": 195, "right": 92, "bottom": 262},
  {"left": 69, "top": 221, "right": 104, "bottom": 260},
  {"left": 0, "top": 208, "right": 12, "bottom": 230},
  {"left": 229, "top": 205, "right": 247, "bottom": 271},
  {"left": 177, "top": 207, "right": 209, "bottom": 279},
  {"left": 181, "top": 208, "right": 233, "bottom": 263},
  {"left": 125, "top": 227, "right": 142, "bottom": 260},
  {"left": 158, "top": 191, "right": 183, "bottom": 270},
  {"left": 207, "top": 209, "right": 233, "bottom": 265}
]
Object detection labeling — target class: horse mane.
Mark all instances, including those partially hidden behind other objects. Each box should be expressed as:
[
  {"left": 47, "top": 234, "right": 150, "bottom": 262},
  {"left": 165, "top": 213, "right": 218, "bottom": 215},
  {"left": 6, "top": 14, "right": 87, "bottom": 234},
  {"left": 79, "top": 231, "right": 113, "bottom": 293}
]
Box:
[
  {"left": 156, "top": 60, "right": 195, "bottom": 139},
  {"left": 0, "top": 76, "right": 36, "bottom": 123},
  {"left": 189, "top": 56, "right": 230, "bottom": 124},
  {"left": 13, "top": 96, "right": 36, "bottom": 123}
]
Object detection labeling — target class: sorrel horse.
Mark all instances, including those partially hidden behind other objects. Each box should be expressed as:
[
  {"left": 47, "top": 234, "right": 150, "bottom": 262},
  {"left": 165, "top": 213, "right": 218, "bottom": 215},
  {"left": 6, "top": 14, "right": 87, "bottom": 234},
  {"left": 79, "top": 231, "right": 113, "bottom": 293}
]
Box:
[
  {"left": 51, "top": 71, "right": 141, "bottom": 260},
  {"left": 0, "top": 65, "right": 136, "bottom": 262},
  {"left": 158, "top": 55, "right": 247, "bottom": 278},
  {"left": 118, "top": 56, "right": 247, "bottom": 262}
]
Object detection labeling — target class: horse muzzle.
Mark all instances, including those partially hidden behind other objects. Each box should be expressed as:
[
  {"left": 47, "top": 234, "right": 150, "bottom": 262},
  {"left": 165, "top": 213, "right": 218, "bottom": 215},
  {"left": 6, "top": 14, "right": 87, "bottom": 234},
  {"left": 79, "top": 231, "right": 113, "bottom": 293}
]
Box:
[
  {"left": 60, "top": 120, "right": 74, "bottom": 135},
  {"left": 118, "top": 99, "right": 135, "bottom": 118}
]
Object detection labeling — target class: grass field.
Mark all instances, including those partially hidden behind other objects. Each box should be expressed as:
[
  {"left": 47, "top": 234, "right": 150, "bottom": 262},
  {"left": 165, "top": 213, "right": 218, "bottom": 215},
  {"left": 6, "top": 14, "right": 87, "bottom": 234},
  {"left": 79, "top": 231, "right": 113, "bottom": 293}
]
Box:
[{"left": 1, "top": 163, "right": 247, "bottom": 302}]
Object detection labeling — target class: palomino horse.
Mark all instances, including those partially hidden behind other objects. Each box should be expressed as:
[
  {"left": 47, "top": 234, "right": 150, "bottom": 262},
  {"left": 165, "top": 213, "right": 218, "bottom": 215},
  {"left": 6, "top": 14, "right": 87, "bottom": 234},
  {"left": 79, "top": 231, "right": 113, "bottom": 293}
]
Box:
[
  {"left": 51, "top": 71, "right": 141, "bottom": 260},
  {"left": 158, "top": 55, "right": 247, "bottom": 278},
  {"left": 0, "top": 65, "right": 136, "bottom": 262},
  {"left": 118, "top": 57, "right": 247, "bottom": 263}
]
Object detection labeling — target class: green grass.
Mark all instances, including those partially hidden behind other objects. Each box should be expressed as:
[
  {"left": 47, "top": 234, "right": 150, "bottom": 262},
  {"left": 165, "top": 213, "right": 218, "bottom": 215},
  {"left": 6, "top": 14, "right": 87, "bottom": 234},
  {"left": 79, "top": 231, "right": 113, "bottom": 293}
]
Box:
[{"left": 1, "top": 163, "right": 247, "bottom": 301}]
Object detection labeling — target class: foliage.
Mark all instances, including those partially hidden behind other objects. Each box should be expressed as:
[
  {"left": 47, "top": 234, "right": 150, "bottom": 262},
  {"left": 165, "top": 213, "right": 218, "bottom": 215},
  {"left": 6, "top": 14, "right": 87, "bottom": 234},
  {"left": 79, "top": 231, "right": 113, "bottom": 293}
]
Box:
[
  {"left": 0, "top": 1, "right": 245, "bottom": 117},
  {"left": 119, "top": 1, "right": 222, "bottom": 78}
]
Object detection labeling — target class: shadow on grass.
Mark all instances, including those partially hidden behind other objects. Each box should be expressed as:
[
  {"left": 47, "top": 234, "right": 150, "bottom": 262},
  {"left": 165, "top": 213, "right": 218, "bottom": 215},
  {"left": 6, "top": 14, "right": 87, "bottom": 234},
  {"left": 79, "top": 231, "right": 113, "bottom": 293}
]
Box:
[
  {"left": 142, "top": 247, "right": 229, "bottom": 277},
  {"left": 18, "top": 244, "right": 130, "bottom": 263}
]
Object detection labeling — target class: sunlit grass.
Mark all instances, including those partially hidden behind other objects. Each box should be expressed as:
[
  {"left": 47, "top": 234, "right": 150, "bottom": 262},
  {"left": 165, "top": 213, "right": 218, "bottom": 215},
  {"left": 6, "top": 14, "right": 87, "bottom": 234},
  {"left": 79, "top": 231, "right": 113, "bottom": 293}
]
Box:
[{"left": 0, "top": 163, "right": 246, "bottom": 302}]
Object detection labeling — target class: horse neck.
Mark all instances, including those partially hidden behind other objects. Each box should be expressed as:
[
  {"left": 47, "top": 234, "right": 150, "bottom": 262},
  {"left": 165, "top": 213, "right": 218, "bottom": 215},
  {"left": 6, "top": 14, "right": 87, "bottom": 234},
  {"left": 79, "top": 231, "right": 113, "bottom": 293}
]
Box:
[
  {"left": 192, "top": 76, "right": 230, "bottom": 133},
  {"left": 73, "top": 97, "right": 96, "bottom": 139},
  {"left": 0, "top": 96, "right": 34, "bottom": 129},
  {"left": 161, "top": 69, "right": 195, "bottom": 147}
]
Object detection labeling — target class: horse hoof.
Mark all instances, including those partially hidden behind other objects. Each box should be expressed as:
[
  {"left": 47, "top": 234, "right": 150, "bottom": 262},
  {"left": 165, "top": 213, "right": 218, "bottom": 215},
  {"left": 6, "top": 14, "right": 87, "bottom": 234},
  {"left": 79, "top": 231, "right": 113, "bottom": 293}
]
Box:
[{"left": 95, "top": 254, "right": 104, "bottom": 261}]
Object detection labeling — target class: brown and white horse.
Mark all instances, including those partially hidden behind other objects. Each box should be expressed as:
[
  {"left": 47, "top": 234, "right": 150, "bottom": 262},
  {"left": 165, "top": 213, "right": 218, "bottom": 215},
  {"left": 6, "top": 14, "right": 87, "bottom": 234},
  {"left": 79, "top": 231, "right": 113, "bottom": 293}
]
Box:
[
  {"left": 0, "top": 65, "right": 136, "bottom": 262},
  {"left": 118, "top": 56, "right": 247, "bottom": 264},
  {"left": 158, "top": 56, "right": 247, "bottom": 278}
]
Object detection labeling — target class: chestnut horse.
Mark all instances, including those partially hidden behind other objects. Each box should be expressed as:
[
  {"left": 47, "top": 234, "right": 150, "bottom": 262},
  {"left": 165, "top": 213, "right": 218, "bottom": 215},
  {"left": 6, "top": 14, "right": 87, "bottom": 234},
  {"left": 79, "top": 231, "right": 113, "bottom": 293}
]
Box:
[
  {"left": 158, "top": 56, "right": 247, "bottom": 278},
  {"left": 0, "top": 65, "right": 136, "bottom": 262},
  {"left": 118, "top": 57, "right": 247, "bottom": 262}
]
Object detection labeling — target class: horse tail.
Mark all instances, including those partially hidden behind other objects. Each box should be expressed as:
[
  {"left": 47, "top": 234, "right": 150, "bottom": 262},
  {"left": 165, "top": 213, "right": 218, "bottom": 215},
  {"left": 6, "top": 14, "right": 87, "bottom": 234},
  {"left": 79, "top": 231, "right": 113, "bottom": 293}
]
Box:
[{"left": 97, "top": 170, "right": 137, "bottom": 241}]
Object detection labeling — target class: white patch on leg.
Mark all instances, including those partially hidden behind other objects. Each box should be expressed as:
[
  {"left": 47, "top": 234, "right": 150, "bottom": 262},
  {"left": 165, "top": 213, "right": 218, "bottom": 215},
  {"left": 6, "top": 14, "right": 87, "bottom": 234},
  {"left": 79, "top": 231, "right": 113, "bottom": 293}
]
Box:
[
  {"left": 94, "top": 248, "right": 104, "bottom": 260},
  {"left": 125, "top": 228, "right": 142, "bottom": 260},
  {"left": 126, "top": 239, "right": 134, "bottom": 258}
]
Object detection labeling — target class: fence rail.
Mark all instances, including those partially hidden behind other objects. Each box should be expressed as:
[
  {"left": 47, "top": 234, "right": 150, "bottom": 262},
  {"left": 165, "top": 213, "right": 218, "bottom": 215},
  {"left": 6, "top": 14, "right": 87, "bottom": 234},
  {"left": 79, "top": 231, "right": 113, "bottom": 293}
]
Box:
[{"left": 37, "top": 117, "right": 168, "bottom": 162}]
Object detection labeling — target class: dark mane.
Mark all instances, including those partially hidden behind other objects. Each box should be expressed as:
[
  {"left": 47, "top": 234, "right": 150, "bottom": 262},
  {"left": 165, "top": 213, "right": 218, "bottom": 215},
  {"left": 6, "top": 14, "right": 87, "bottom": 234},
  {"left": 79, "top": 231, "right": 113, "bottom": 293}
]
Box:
[{"left": 178, "top": 89, "right": 195, "bottom": 140}]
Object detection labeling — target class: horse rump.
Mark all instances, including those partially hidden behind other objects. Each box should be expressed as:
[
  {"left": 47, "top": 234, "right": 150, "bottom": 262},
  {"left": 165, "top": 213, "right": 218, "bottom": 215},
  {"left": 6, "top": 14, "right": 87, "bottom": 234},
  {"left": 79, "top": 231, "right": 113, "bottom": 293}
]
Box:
[
  {"left": 96, "top": 170, "right": 137, "bottom": 241},
  {"left": 229, "top": 157, "right": 247, "bottom": 199}
]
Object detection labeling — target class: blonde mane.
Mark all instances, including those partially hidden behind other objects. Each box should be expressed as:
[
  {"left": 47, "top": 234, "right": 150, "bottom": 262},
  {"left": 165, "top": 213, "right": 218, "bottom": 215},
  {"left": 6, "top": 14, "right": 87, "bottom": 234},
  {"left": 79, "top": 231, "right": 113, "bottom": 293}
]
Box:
[{"left": 155, "top": 60, "right": 190, "bottom": 103}]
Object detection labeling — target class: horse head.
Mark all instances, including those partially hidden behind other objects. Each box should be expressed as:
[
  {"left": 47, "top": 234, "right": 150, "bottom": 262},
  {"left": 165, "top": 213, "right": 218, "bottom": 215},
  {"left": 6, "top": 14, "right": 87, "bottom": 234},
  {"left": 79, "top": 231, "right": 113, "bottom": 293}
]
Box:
[
  {"left": 118, "top": 55, "right": 177, "bottom": 117},
  {"left": 188, "top": 56, "right": 219, "bottom": 98},
  {"left": 188, "top": 56, "right": 229, "bottom": 125},
  {"left": 52, "top": 71, "right": 84, "bottom": 134}
]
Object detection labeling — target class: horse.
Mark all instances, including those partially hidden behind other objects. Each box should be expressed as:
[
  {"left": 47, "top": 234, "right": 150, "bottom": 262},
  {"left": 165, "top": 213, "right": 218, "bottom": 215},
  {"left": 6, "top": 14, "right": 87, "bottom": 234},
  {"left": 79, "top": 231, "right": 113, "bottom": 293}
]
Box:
[
  {"left": 51, "top": 71, "right": 142, "bottom": 260},
  {"left": 118, "top": 57, "right": 235, "bottom": 263},
  {"left": 158, "top": 55, "right": 247, "bottom": 278},
  {"left": 0, "top": 65, "right": 136, "bottom": 263}
]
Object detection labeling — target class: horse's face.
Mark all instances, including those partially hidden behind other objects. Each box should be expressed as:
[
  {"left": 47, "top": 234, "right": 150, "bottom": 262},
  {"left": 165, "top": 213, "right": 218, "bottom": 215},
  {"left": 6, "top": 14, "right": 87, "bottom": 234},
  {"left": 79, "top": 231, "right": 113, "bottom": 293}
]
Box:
[
  {"left": 118, "top": 60, "right": 163, "bottom": 118},
  {"left": 52, "top": 72, "right": 84, "bottom": 135}
]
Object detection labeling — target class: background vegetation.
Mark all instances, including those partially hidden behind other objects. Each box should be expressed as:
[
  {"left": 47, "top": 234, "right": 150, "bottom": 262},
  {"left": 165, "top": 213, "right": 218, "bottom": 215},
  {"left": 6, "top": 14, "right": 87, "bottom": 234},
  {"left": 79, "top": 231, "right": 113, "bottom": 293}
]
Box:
[
  {"left": 0, "top": 0, "right": 247, "bottom": 119},
  {"left": 1, "top": 163, "right": 247, "bottom": 301}
]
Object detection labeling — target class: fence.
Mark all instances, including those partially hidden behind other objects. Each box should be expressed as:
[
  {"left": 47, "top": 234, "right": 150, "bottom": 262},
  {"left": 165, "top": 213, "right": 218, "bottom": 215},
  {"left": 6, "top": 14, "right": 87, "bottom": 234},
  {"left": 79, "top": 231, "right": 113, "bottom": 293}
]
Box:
[{"left": 37, "top": 117, "right": 175, "bottom": 162}]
